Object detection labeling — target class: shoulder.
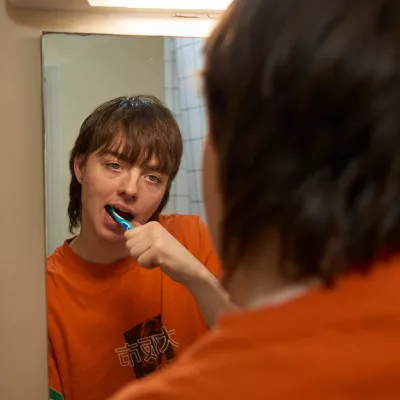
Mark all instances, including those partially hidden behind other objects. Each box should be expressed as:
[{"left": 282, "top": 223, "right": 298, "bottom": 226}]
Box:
[
  {"left": 47, "top": 245, "right": 67, "bottom": 331},
  {"left": 159, "top": 213, "right": 205, "bottom": 231},
  {"left": 159, "top": 214, "right": 208, "bottom": 246},
  {"left": 46, "top": 242, "right": 71, "bottom": 292},
  {"left": 47, "top": 243, "right": 67, "bottom": 274},
  {"left": 159, "top": 214, "right": 220, "bottom": 275}
]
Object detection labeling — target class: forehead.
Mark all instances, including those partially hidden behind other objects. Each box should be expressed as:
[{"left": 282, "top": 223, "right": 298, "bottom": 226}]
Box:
[
  {"left": 97, "top": 136, "right": 162, "bottom": 168},
  {"left": 92, "top": 123, "right": 177, "bottom": 175}
]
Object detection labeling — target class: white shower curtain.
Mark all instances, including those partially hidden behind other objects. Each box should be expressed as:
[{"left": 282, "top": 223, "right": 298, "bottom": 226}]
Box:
[{"left": 163, "top": 38, "right": 207, "bottom": 221}]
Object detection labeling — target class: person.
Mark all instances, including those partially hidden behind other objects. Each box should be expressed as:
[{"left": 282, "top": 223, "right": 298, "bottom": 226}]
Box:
[
  {"left": 47, "top": 95, "right": 236, "bottom": 400},
  {"left": 108, "top": 1, "right": 400, "bottom": 399}
]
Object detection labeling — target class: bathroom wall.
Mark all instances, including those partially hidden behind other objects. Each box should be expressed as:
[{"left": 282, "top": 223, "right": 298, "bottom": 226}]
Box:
[
  {"left": 163, "top": 37, "right": 208, "bottom": 221},
  {"left": 0, "top": 3, "right": 48, "bottom": 399},
  {"left": 0, "top": 3, "right": 217, "bottom": 399}
]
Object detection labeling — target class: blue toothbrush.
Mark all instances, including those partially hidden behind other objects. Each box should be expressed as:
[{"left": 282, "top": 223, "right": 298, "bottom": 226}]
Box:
[{"left": 105, "top": 205, "right": 134, "bottom": 231}]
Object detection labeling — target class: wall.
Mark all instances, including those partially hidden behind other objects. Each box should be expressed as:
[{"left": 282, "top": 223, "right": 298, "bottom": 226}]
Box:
[
  {"left": 0, "top": 2, "right": 217, "bottom": 399},
  {"left": 0, "top": 2, "right": 48, "bottom": 399},
  {"left": 43, "top": 33, "right": 164, "bottom": 255},
  {"left": 163, "top": 37, "right": 207, "bottom": 221}
]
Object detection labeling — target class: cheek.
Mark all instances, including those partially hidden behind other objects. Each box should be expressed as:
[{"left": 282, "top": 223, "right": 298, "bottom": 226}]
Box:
[
  {"left": 149, "top": 184, "right": 168, "bottom": 207},
  {"left": 135, "top": 184, "right": 167, "bottom": 223},
  {"left": 81, "top": 168, "right": 113, "bottom": 205},
  {"left": 139, "top": 181, "right": 166, "bottom": 205},
  {"left": 146, "top": 189, "right": 164, "bottom": 207}
]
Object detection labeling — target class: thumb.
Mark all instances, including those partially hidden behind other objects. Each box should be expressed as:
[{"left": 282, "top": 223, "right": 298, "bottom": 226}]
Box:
[{"left": 123, "top": 221, "right": 142, "bottom": 239}]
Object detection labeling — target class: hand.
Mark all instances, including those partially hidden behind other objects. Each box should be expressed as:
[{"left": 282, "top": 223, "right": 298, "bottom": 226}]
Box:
[{"left": 124, "top": 221, "right": 205, "bottom": 284}]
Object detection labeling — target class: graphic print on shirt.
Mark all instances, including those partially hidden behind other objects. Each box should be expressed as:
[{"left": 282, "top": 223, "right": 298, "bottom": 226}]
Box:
[{"left": 115, "top": 315, "right": 179, "bottom": 379}]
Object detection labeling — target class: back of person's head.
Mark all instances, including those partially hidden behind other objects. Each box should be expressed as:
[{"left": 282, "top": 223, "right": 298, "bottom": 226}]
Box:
[
  {"left": 203, "top": 0, "right": 400, "bottom": 284},
  {"left": 68, "top": 95, "right": 182, "bottom": 233}
]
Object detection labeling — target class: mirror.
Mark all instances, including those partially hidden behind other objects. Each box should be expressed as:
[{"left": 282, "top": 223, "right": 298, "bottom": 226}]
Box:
[
  {"left": 43, "top": 33, "right": 207, "bottom": 255},
  {"left": 43, "top": 33, "right": 218, "bottom": 400}
]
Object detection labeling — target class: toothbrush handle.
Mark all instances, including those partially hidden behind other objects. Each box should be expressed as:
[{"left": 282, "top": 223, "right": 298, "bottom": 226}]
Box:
[{"left": 121, "top": 220, "right": 134, "bottom": 230}]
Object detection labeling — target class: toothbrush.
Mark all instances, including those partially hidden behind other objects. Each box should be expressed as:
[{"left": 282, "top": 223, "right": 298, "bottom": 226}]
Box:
[{"left": 105, "top": 205, "right": 134, "bottom": 231}]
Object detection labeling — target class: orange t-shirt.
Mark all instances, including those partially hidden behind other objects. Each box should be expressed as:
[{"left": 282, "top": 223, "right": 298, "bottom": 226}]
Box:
[
  {"left": 47, "top": 214, "right": 220, "bottom": 400},
  {"left": 110, "top": 257, "right": 400, "bottom": 400}
]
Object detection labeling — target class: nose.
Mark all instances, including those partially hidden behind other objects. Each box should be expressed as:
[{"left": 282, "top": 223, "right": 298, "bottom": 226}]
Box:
[{"left": 118, "top": 168, "right": 140, "bottom": 199}]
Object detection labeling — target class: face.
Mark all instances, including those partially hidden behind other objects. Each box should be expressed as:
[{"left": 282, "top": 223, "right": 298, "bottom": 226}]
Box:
[
  {"left": 74, "top": 150, "right": 168, "bottom": 243},
  {"left": 202, "top": 133, "right": 223, "bottom": 255}
]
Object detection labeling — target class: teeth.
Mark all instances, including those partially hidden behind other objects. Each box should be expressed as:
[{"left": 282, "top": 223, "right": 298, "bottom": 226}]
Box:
[
  {"left": 114, "top": 207, "right": 134, "bottom": 220},
  {"left": 105, "top": 205, "right": 134, "bottom": 221}
]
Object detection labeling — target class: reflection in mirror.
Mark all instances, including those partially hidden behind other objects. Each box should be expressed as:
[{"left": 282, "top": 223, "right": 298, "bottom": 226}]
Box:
[
  {"left": 43, "top": 33, "right": 228, "bottom": 400},
  {"left": 43, "top": 33, "right": 208, "bottom": 256}
]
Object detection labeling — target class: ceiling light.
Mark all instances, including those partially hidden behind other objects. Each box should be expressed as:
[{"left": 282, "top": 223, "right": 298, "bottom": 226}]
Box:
[{"left": 87, "top": 0, "right": 232, "bottom": 12}]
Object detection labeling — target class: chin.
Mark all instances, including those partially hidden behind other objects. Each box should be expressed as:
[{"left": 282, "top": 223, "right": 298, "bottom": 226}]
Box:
[
  {"left": 99, "top": 227, "right": 125, "bottom": 243},
  {"left": 107, "top": 235, "right": 125, "bottom": 244}
]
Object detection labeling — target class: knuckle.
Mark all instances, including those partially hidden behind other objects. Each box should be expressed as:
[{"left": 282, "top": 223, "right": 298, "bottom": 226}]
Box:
[
  {"left": 154, "top": 238, "right": 164, "bottom": 251},
  {"left": 148, "top": 221, "right": 161, "bottom": 231}
]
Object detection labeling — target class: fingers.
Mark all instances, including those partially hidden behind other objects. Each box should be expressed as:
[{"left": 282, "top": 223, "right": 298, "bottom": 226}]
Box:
[
  {"left": 137, "top": 248, "right": 162, "bottom": 269},
  {"left": 126, "top": 236, "right": 151, "bottom": 260},
  {"left": 124, "top": 221, "right": 156, "bottom": 240},
  {"left": 123, "top": 222, "right": 143, "bottom": 241},
  {"left": 124, "top": 222, "right": 164, "bottom": 266}
]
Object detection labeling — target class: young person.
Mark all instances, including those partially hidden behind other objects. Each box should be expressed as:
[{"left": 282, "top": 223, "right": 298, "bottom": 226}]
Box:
[
  {"left": 47, "top": 95, "right": 235, "bottom": 400},
  {"left": 109, "top": 1, "right": 400, "bottom": 399}
]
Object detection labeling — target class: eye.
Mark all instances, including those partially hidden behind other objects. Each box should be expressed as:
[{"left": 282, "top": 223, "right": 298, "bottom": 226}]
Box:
[
  {"left": 108, "top": 162, "right": 122, "bottom": 171},
  {"left": 147, "top": 175, "right": 161, "bottom": 183}
]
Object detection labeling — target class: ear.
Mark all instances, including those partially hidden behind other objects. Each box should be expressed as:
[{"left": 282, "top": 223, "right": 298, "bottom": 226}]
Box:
[{"left": 74, "top": 154, "right": 85, "bottom": 184}]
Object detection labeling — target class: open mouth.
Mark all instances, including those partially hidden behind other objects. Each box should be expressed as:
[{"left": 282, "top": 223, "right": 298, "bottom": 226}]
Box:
[{"left": 105, "top": 205, "right": 134, "bottom": 221}]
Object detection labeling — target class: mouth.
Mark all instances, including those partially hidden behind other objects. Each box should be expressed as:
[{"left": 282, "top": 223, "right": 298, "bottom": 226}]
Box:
[{"left": 105, "top": 205, "right": 134, "bottom": 221}]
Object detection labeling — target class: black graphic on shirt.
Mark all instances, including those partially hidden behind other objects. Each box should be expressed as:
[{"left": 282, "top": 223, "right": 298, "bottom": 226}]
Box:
[{"left": 120, "top": 315, "right": 179, "bottom": 379}]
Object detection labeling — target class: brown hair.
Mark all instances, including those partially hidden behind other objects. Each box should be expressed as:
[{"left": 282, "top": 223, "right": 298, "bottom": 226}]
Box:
[
  {"left": 68, "top": 95, "right": 183, "bottom": 233},
  {"left": 203, "top": 0, "right": 400, "bottom": 284}
]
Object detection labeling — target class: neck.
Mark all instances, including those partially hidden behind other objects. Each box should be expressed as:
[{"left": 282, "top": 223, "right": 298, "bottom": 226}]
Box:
[
  {"left": 226, "top": 256, "right": 321, "bottom": 310},
  {"left": 70, "top": 225, "right": 129, "bottom": 264}
]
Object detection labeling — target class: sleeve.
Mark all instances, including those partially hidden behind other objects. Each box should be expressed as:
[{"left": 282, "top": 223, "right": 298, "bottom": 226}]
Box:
[
  {"left": 196, "top": 216, "right": 222, "bottom": 280},
  {"left": 49, "top": 340, "right": 64, "bottom": 400}
]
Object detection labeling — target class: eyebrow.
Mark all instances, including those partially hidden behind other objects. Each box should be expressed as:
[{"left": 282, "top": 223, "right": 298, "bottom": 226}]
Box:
[
  {"left": 105, "top": 150, "right": 130, "bottom": 162},
  {"left": 142, "top": 164, "right": 165, "bottom": 174},
  {"left": 103, "top": 150, "right": 165, "bottom": 173}
]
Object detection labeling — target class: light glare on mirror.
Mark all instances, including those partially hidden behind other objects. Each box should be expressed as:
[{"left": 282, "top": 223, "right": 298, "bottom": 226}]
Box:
[{"left": 87, "top": 0, "right": 232, "bottom": 11}]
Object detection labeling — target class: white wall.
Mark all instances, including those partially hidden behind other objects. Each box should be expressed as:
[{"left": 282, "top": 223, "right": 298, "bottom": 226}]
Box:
[
  {"left": 42, "top": 34, "right": 165, "bottom": 255},
  {"left": 0, "top": 4, "right": 48, "bottom": 400}
]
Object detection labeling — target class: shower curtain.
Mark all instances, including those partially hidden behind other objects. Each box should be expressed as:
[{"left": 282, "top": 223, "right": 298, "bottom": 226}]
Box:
[{"left": 163, "top": 37, "right": 208, "bottom": 222}]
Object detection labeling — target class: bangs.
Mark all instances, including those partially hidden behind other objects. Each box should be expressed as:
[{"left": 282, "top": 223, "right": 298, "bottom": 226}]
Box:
[{"left": 91, "top": 107, "right": 182, "bottom": 177}]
